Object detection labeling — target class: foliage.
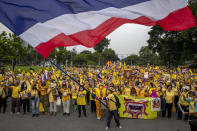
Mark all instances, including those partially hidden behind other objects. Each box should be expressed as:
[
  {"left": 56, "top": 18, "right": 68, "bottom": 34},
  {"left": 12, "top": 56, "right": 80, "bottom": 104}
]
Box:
[
  {"left": 124, "top": 46, "right": 161, "bottom": 65},
  {"left": 102, "top": 48, "right": 119, "bottom": 62},
  {"left": 93, "top": 38, "right": 110, "bottom": 53}
]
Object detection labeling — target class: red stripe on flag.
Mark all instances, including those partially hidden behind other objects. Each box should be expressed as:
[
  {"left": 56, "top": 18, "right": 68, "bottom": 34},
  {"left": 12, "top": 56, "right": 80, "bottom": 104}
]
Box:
[
  {"left": 35, "top": 6, "right": 196, "bottom": 58},
  {"left": 156, "top": 6, "right": 196, "bottom": 31}
]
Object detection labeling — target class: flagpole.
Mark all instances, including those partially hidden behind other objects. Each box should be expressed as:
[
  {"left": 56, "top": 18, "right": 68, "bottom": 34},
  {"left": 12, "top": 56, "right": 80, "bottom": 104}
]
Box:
[{"left": 49, "top": 60, "right": 107, "bottom": 107}]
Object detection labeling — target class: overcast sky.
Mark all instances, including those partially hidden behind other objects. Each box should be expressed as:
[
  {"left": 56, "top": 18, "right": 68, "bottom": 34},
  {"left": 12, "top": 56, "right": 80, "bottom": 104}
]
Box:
[{"left": 0, "top": 23, "right": 151, "bottom": 59}]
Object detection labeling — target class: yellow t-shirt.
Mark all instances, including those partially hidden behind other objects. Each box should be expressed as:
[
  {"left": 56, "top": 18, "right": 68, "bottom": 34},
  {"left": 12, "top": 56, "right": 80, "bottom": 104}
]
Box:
[
  {"left": 77, "top": 90, "right": 86, "bottom": 105},
  {"left": 138, "top": 89, "right": 146, "bottom": 98},
  {"left": 124, "top": 88, "right": 131, "bottom": 96},
  {"left": 0, "top": 86, "right": 6, "bottom": 98},
  {"left": 172, "top": 87, "right": 178, "bottom": 96},
  {"left": 135, "top": 87, "right": 140, "bottom": 96},
  {"left": 48, "top": 88, "right": 58, "bottom": 103},
  {"left": 172, "top": 74, "right": 177, "bottom": 80},
  {"left": 11, "top": 86, "right": 20, "bottom": 98},
  {"left": 180, "top": 92, "right": 189, "bottom": 106},
  {"left": 107, "top": 94, "right": 117, "bottom": 111},
  {"left": 120, "top": 86, "right": 124, "bottom": 95},
  {"left": 58, "top": 80, "right": 63, "bottom": 88},
  {"left": 71, "top": 85, "right": 79, "bottom": 99},
  {"left": 30, "top": 89, "right": 39, "bottom": 98},
  {"left": 95, "top": 88, "right": 107, "bottom": 99},
  {"left": 113, "top": 90, "right": 120, "bottom": 95},
  {"left": 60, "top": 88, "right": 71, "bottom": 102},
  {"left": 39, "top": 86, "right": 48, "bottom": 96},
  {"left": 165, "top": 91, "right": 174, "bottom": 104},
  {"left": 189, "top": 99, "right": 197, "bottom": 117},
  {"left": 25, "top": 80, "right": 32, "bottom": 91},
  {"left": 89, "top": 88, "right": 96, "bottom": 101}
]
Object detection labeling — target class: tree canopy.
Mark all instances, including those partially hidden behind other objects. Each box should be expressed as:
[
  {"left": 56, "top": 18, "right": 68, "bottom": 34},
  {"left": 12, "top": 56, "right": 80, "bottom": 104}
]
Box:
[{"left": 93, "top": 38, "right": 110, "bottom": 53}]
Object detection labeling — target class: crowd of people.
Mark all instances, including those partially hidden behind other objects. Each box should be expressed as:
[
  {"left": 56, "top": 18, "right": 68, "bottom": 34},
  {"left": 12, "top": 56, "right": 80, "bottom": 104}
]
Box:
[{"left": 0, "top": 63, "right": 197, "bottom": 130}]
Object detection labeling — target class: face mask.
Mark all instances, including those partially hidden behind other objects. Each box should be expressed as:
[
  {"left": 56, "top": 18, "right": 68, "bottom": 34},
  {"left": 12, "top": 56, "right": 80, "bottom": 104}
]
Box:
[{"left": 188, "top": 97, "right": 193, "bottom": 100}]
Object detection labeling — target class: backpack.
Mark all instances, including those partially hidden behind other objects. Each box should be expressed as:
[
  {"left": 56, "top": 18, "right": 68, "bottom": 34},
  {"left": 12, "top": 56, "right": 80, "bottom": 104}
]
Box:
[{"left": 113, "top": 95, "right": 121, "bottom": 109}]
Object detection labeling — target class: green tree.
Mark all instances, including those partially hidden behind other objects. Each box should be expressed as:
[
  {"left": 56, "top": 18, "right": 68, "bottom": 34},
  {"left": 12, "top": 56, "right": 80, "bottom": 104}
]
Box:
[
  {"left": 0, "top": 31, "right": 9, "bottom": 59},
  {"left": 0, "top": 32, "right": 27, "bottom": 70},
  {"left": 102, "top": 48, "right": 119, "bottom": 63},
  {"left": 56, "top": 47, "right": 67, "bottom": 65},
  {"left": 124, "top": 46, "right": 161, "bottom": 65},
  {"left": 73, "top": 53, "right": 88, "bottom": 66},
  {"left": 93, "top": 38, "right": 110, "bottom": 53},
  {"left": 124, "top": 54, "right": 139, "bottom": 65}
]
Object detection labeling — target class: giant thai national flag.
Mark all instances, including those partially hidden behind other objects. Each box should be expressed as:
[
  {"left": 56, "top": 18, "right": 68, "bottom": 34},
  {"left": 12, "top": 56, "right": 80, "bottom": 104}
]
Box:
[{"left": 0, "top": 0, "right": 196, "bottom": 58}]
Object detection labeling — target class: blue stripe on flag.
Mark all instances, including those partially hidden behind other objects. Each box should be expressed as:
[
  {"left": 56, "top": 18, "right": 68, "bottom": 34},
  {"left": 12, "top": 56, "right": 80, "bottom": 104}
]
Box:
[{"left": 0, "top": 0, "right": 150, "bottom": 35}]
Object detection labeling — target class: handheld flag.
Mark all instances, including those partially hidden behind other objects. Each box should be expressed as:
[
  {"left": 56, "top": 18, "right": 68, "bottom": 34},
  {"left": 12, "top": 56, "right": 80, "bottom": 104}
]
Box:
[
  {"left": 41, "top": 71, "right": 48, "bottom": 82},
  {"left": 0, "top": 0, "right": 196, "bottom": 58}
]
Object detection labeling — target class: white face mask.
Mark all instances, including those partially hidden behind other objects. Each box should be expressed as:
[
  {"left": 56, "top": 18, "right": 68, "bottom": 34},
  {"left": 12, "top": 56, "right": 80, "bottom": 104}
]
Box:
[{"left": 188, "top": 97, "right": 193, "bottom": 100}]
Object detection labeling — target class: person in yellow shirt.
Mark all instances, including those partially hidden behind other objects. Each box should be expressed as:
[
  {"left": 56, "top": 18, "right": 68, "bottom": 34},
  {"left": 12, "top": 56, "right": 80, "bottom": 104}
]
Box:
[
  {"left": 84, "top": 81, "right": 90, "bottom": 105},
  {"left": 178, "top": 86, "right": 189, "bottom": 120},
  {"left": 95, "top": 83, "right": 107, "bottom": 120},
  {"left": 47, "top": 83, "right": 59, "bottom": 116},
  {"left": 98, "top": 86, "right": 122, "bottom": 130},
  {"left": 148, "top": 83, "right": 159, "bottom": 98},
  {"left": 184, "top": 91, "right": 197, "bottom": 120},
  {"left": 71, "top": 83, "right": 79, "bottom": 110},
  {"left": 130, "top": 87, "right": 137, "bottom": 97},
  {"left": 10, "top": 81, "right": 21, "bottom": 114},
  {"left": 0, "top": 82, "right": 7, "bottom": 113},
  {"left": 60, "top": 82, "right": 71, "bottom": 116},
  {"left": 159, "top": 82, "right": 166, "bottom": 112},
  {"left": 38, "top": 81, "right": 49, "bottom": 114},
  {"left": 89, "top": 85, "right": 96, "bottom": 113},
  {"left": 138, "top": 85, "right": 146, "bottom": 98},
  {"left": 123, "top": 83, "right": 131, "bottom": 96},
  {"left": 20, "top": 82, "right": 30, "bottom": 114},
  {"left": 135, "top": 84, "right": 140, "bottom": 97},
  {"left": 162, "top": 85, "right": 175, "bottom": 118},
  {"left": 30, "top": 84, "right": 40, "bottom": 117},
  {"left": 113, "top": 86, "right": 121, "bottom": 95},
  {"left": 172, "top": 82, "right": 179, "bottom": 113},
  {"left": 77, "top": 87, "right": 87, "bottom": 117}
]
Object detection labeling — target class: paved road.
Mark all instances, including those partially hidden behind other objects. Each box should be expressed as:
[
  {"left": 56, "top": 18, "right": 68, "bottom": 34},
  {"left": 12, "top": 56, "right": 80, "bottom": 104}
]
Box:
[{"left": 0, "top": 102, "right": 190, "bottom": 131}]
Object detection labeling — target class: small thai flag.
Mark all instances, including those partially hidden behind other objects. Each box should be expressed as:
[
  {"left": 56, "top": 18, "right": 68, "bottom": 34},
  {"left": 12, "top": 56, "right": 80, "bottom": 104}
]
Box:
[
  {"left": 107, "top": 78, "right": 112, "bottom": 83},
  {"left": 41, "top": 71, "right": 49, "bottom": 82},
  {"left": 98, "top": 78, "right": 103, "bottom": 83}
]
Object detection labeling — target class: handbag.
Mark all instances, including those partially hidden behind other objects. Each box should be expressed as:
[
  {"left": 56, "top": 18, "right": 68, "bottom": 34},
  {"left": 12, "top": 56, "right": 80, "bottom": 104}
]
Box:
[
  {"left": 172, "top": 104, "right": 176, "bottom": 113},
  {"left": 56, "top": 97, "right": 61, "bottom": 106}
]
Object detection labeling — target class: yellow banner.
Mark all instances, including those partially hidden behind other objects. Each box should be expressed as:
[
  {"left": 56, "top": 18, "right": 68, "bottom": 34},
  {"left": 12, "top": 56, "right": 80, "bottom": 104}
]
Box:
[{"left": 118, "top": 95, "right": 157, "bottom": 119}]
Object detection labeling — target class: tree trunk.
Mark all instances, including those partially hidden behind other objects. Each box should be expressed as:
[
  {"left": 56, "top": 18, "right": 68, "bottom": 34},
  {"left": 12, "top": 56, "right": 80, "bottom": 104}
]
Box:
[{"left": 12, "top": 58, "right": 16, "bottom": 71}]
